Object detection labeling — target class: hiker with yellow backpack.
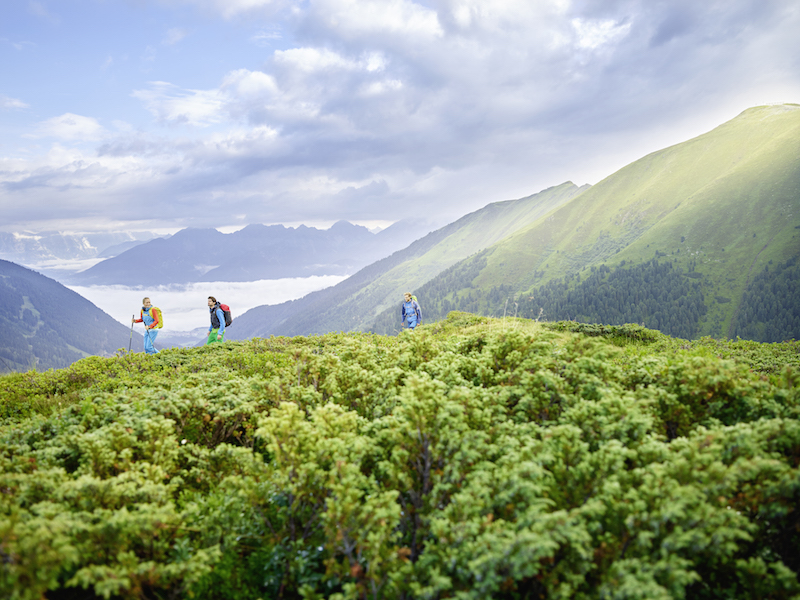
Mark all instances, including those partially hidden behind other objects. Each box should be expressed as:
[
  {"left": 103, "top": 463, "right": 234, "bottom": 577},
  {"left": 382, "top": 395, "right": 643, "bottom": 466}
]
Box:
[{"left": 132, "top": 296, "right": 163, "bottom": 354}]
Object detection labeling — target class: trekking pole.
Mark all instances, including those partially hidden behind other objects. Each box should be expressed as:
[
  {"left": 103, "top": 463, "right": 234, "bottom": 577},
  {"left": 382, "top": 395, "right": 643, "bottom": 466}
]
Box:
[
  {"left": 128, "top": 315, "right": 134, "bottom": 353},
  {"left": 143, "top": 324, "right": 157, "bottom": 353}
]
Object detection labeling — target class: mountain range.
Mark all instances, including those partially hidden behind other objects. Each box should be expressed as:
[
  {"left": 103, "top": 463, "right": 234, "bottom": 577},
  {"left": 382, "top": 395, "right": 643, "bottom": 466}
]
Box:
[
  {"left": 67, "top": 219, "right": 437, "bottom": 286},
  {"left": 230, "top": 104, "right": 800, "bottom": 343},
  {"left": 0, "top": 260, "right": 142, "bottom": 372},
  {"left": 227, "top": 182, "right": 587, "bottom": 338},
  {"left": 0, "top": 231, "right": 156, "bottom": 264}
]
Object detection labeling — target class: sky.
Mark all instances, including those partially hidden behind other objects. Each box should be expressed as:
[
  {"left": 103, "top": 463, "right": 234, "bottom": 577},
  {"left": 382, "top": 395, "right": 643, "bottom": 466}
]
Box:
[{"left": 2, "top": 0, "right": 800, "bottom": 235}]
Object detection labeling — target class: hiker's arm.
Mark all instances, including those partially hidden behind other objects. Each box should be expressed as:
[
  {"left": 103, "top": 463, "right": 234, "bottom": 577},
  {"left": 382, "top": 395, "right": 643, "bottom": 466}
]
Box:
[
  {"left": 216, "top": 308, "right": 225, "bottom": 334},
  {"left": 150, "top": 310, "right": 159, "bottom": 329}
]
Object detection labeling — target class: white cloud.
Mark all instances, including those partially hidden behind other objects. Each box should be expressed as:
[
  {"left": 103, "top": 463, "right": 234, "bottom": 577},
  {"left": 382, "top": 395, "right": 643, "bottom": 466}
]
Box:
[
  {"left": 274, "top": 47, "right": 370, "bottom": 72},
  {"left": 195, "top": 125, "right": 280, "bottom": 161},
  {"left": 360, "top": 79, "right": 403, "bottom": 96},
  {"left": 222, "top": 69, "right": 280, "bottom": 96},
  {"left": 1, "top": 94, "right": 29, "bottom": 109},
  {"left": 163, "top": 27, "right": 188, "bottom": 45},
  {"left": 310, "top": 0, "right": 443, "bottom": 39},
  {"left": 28, "top": 113, "right": 107, "bottom": 141},
  {"left": 442, "top": 0, "right": 569, "bottom": 32},
  {"left": 363, "top": 52, "right": 387, "bottom": 72},
  {"left": 571, "top": 17, "right": 632, "bottom": 51},
  {"left": 132, "top": 82, "right": 228, "bottom": 126},
  {"left": 251, "top": 28, "right": 282, "bottom": 45}
]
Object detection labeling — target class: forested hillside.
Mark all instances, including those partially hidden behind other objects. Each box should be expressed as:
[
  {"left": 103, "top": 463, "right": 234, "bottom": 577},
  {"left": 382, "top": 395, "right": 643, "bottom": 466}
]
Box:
[
  {"left": 2, "top": 313, "right": 799, "bottom": 599},
  {"left": 375, "top": 258, "right": 711, "bottom": 339},
  {"left": 0, "top": 260, "right": 140, "bottom": 371},
  {"left": 731, "top": 256, "right": 800, "bottom": 341}
]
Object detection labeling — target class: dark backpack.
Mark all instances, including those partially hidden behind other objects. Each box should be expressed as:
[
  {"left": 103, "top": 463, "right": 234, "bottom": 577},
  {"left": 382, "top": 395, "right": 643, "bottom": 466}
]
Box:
[{"left": 219, "top": 303, "right": 233, "bottom": 327}]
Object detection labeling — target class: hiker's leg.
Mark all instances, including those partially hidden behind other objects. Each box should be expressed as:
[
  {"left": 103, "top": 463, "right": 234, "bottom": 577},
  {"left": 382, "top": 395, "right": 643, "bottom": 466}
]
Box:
[
  {"left": 144, "top": 331, "right": 156, "bottom": 354},
  {"left": 206, "top": 329, "right": 219, "bottom": 345},
  {"left": 149, "top": 330, "right": 159, "bottom": 353}
]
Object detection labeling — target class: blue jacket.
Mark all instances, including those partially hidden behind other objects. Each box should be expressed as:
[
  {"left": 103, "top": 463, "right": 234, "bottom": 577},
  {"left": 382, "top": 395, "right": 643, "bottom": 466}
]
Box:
[
  {"left": 135, "top": 307, "right": 159, "bottom": 329},
  {"left": 402, "top": 300, "right": 421, "bottom": 323}
]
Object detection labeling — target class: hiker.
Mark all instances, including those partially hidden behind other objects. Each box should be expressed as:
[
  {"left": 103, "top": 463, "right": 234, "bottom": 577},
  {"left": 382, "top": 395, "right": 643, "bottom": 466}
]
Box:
[
  {"left": 133, "top": 297, "right": 160, "bottom": 354},
  {"left": 207, "top": 296, "right": 226, "bottom": 344},
  {"left": 401, "top": 292, "right": 422, "bottom": 331}
]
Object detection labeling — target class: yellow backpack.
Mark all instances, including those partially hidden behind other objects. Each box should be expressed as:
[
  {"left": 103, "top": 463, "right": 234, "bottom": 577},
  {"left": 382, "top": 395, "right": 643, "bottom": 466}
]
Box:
[{"left": 142, "top": 306, "right": 164, "bottom": 329}]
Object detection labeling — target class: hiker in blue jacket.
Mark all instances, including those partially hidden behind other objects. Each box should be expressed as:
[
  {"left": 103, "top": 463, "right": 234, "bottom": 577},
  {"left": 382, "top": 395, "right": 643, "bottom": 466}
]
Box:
[
  {"left": 401, "top": 292, "right": 422, "bottom": 331},
  {"left": 207, "top": 296, "right": 226, "bottom": 344},
  {"left": 132, "top": 296, "right": 160, "bottom": 354}
]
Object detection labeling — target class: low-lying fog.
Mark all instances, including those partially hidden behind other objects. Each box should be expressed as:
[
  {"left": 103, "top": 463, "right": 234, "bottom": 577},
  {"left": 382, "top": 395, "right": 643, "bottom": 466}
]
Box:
[{"left": 68, "top": 275, "right": 346, "bottom": 333}]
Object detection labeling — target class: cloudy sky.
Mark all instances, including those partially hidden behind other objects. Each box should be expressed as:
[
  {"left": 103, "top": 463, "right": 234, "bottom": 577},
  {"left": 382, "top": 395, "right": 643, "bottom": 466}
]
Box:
[{"left": 2, "top": 0, "right": 799, "bottom": 235}]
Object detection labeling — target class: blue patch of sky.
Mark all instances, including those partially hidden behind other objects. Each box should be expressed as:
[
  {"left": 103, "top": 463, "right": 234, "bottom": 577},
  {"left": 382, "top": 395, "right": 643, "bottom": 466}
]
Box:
[{"left": 1, "top": 0, "right": 294, "bottom": 131}]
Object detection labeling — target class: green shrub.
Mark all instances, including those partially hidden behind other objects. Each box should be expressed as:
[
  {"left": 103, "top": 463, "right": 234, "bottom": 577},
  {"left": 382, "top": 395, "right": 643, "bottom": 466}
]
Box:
[{"left": 1, "top": 318, "right": 799, "bottom": 599}]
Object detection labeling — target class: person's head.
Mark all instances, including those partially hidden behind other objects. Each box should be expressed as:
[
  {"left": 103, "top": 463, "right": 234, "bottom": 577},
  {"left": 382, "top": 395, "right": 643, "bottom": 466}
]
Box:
[
  {"left": 208, "top": 296, "right": 217, "bottom": 308},
  {"left": 142, "top": 297, "right": 151, "bottom": 308},
  {"left": 404, "top": 293, "right": 412, "bottom": 302}
]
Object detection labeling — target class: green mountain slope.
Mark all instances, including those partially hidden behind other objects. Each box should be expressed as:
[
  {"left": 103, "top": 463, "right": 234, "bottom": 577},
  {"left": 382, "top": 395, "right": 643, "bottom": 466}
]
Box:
[
  {"left": 397, "top": 104, "right": 800, "bottom": 341},
  {"left": 0, "top": 259, "right": 142, "bottom": 371},
  {"left": 229, "top": 182, "right": 585, "bottom": 338}
]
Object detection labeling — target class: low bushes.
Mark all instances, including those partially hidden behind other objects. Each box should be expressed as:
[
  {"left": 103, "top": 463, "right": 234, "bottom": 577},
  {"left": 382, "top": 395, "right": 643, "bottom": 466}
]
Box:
[{"left": 2, "top": 315, "right": 799, "bottom": 599}]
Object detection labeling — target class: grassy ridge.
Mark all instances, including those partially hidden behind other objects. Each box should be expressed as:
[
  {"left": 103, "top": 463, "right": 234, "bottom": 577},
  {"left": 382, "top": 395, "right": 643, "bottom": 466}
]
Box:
[
  {"left": 2, "top": 313, "right": 799, "bottom": 599},
  {"left": 481, "top": 104, "right": 800, "bottom": 291}
]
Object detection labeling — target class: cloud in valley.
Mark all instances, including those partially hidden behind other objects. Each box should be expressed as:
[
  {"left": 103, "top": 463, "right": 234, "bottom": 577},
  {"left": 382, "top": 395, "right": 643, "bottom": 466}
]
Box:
[{"left": 69, "top": 275, "right": 346, "bottom": 332}]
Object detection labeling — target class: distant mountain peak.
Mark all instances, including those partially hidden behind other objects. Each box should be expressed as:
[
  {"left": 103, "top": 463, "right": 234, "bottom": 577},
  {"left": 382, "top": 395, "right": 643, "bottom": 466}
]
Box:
[{"left": 329, "top": 220, "right": 369, "bottom": 234}]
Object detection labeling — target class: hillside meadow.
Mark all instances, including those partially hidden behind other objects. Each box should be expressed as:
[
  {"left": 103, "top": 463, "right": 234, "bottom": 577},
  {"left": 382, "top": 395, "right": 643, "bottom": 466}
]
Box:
[{"left": 1, "top": 312, "right": 799, "bottom": 599}]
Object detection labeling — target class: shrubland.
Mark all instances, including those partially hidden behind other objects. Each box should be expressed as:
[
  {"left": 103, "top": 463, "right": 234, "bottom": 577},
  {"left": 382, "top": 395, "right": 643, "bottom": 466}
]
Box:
[{"left": 1, "top": 312, "right": 799, "bottom": 600}]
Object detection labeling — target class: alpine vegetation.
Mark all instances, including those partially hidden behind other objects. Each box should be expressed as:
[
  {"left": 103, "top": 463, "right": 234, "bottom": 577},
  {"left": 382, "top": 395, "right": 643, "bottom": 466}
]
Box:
[{"left": 1, "top": 313, "right": 799, "bottom": 599}]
